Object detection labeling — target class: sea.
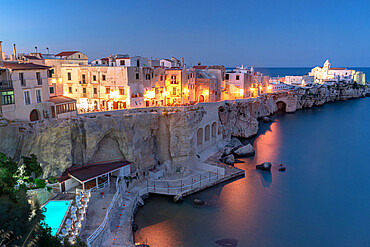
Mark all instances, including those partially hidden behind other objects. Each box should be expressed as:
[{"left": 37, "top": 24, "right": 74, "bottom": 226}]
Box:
[{"left": 133, "top": 68, "right": 370, "bottom": 247}]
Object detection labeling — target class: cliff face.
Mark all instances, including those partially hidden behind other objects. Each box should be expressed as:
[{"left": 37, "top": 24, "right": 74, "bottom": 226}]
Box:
[
  {"left": 0, "top": 108, "right": 205, "bottom": 178},
  {"left": 0, "top": 85, "right": 366, "bottom": 177}
]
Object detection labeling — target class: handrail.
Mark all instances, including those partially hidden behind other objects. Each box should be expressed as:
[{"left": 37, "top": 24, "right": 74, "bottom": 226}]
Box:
[{"left": 86, "top": 176, "right": 121, "bottom": 247}]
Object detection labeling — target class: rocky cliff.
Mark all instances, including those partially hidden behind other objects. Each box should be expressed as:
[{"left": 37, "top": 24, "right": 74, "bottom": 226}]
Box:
[{"left": 0, "top": 84, "right": 366, "bottom": 177}]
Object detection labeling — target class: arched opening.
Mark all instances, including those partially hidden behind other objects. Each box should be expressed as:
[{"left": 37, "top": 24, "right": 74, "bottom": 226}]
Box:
[
  {"left": 30, "top": 109, "right": 40, "bottom": 122},
  {"left": 197, "top": 128, "right": 203, "bottom": 146},
  {"left": 199, "top": 95, "right": 205, "bottom": 102},
  {"left": 205, "top": 125, "right": 210, "bottom": 141},
  {"left": 276, "top": 101, "right": 287, "bottom": 112},
  {"left": 94, "top": 101, "right": 98, "bottom": 110},
  {"left": 212, "top": 122, "right": 217, "bottom": 139}
]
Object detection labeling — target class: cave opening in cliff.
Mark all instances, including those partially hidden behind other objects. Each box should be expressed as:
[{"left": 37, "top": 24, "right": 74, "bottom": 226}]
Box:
[{"left": 276, "top": 101, "right": 287, "bottom": 112}]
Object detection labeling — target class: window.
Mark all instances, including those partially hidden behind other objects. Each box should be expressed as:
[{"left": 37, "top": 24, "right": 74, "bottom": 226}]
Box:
[
  {"left": 93, "top": 75, "right": 96, "bottom": 81},
  {"left": 94, "top": 87, "right": 97, "bottom": 94},
  {"left": 19, "top": 73, "right": 25, "bottom": 86},
  {"left": 35, "top": 89, "right": 42, "bottom": 103},
  {"left": 119, "top": 89, "right": 125, "bottom": 95},
  {"left": 68, "top": 86, "right": 72, "bottom": 94},
  {"left": 120, "top": 60, "right": 125, "bottom": 65},
  {"left": 225, "top": 74, "right": 229, "bottom": 80},
  {"left": 136, "top": 60, "right": 140, "bottom": 67},
  {"left": 136, "top": 73, "right": 139, "bottom": 80},
  {"left": 82, "top": 74, "right": 86, "bottom": 83},
  {"left": 106, "top": 87, "right": 110, "bottom": 94},
  {"left": 102, "top": 74, "right": 106, "bottom": 81},
  {"left": 160, "top": 75, "right": 163, "bottom": 81},
  {"left": 1, "top": 91, "right": 14, "bottom": 105},
  {"left": 78, "top": 54, "right": 81, "bottom": 58},
  {"left": 96, "top": 61, "right": 98, "bottom": 64},
  {"left": 24, "top": 90, "right": 31, "bottom": 105},
  {"left": 67, "top": 72, "right": 72, "bottom": 81},
  {"left": 82, "top": 88, "right": 87, "bottom": 94},
  {"left": 236, "top": 75, "right": 240, "bottom": 80},
  {"left": 49, "top": 87, "right": 55, "bottom": 94},
  {"left": 36, "top": 72, "right": 42, "bottom": 85},
  {"left": 48, "top": 69, "right": 54, "bottom": 78},
  {"left": 172, "top": 87, "right": 176, "bottom": 95},
  {"left": 146, "top": 74, "right": 150, "bottom": 80}
]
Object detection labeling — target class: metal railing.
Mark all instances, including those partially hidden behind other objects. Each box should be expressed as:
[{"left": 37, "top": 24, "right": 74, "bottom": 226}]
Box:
[
  {"left": 0, "top": 80, "right": 13, "bottom": 89},
  {"left": 146, "top": 171, "right": 223, "bottom": 195},
  {"left": 86, "top": 176, "right": 121, "bottom": 247}
]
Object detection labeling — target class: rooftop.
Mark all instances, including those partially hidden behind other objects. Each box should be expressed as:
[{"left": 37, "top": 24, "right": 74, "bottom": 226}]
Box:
[
  {"left": 3, "top": 62, "right": 50, "bottom": 70},
  {"left": 57, "top": 159, "right": 130, "bottom": 183},
  {"left": 55, "top": 51, "right": 79, "bottom": 57},
  {"left": 48, "top": 96, "right": 76, "bottom": 104}
]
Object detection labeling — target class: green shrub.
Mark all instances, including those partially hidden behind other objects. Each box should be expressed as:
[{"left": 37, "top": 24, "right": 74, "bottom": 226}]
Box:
[{"left": 35, "top": 179, "right": 46, "bottom": 188}]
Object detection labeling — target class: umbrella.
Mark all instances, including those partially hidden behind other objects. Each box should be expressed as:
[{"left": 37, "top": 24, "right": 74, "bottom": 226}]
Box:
[
  {"left": 77, "top": 202, "right": 82, "bottom": 209},
  {"left": 71, "top": 215, "right": 77, "bottom": 222},
  {"left": 71, "top": 206, "right": 77, "bottom": 213},
  {"left": 75, "top": 196, "right": 81, "bottom": 201},
  {"left": 61, "top": 228, "right": 68, "bottom": 236},
  {"left": 66, "top": 219, "right": 72, "bottom": 228}
]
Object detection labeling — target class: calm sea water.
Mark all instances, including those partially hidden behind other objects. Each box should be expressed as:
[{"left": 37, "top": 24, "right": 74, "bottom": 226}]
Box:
[{"left": 134, "top": 97, "right": 370, "bottom": 247}]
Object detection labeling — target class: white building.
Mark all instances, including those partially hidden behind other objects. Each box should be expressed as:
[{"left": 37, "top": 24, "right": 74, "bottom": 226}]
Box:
[
  {"left": 91, "top": 55, "right": 150, "bottom": 67},
  {"left": 309, "top": 60, "right": 355, "bottom": 84},
  {"left": 285, "top": 75, "right": 314, "bottom": 87}
]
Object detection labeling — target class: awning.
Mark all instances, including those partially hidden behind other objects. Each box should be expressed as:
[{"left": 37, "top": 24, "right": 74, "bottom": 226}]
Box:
[
  {"left": 49, "top": 96, "right": 76, "bottom": 105},
  {"left": 57, "top": 159, "right": 130, "bottom": 183}
]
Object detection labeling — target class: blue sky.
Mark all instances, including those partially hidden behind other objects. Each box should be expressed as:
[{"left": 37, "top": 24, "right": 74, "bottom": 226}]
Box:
[{"left": 0, "top": 0, "right": 369, "bottom": 67}]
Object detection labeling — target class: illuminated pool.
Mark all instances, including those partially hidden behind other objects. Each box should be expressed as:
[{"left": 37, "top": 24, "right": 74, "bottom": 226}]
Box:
[{"left": 41, "top": 200, "right": 72, "bottom": 236}]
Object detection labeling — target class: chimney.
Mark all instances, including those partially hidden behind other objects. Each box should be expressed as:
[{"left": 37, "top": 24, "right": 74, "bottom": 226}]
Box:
[
  {"left": 46, "top": 47, "right": 49, "bottom": 54},
  {"left": 12, "top": 44, "right": 17, "bottom": 59},
  {"left": 198, "top": 61, "right": 201, "bottom": 66},
  {"left": 35, "top": 46, "right": 38, "bottom": 53},
  {"left": 0, "top": 41, "right": 3, "bottom": 66}
]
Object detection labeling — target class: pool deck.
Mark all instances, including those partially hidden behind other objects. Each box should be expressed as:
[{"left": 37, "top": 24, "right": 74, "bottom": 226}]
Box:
[{"left": 79, "top": 178, "right": 117, "bottom": 242}]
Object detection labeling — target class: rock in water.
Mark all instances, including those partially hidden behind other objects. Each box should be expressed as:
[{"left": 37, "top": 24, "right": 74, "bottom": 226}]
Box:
[
  {"left": 193, "top": 199, "right": 206, "bottom": 207},
  {"left": 226, "top": 138, "right": 243, "bottom": 149},
  {"left": 279, "top": 167, "right": 286, "bottom": 172},
  {"left": 256, "top": 162, "right": 272, "bottom": 171},
  {"left": 234, "top": 144, "right": 255, "bottom": 157},
  {"left": 215, "top": 238, "right": 238, "bottom": 247},
  {"left": 173, "top": 194, "right": 183, "bottom": 202},
  {"left": 263, "top": 116, "right": 272, "bottom": 123},
  {"left": 224, "top": 154, "right": 235, "bottom": 166}
]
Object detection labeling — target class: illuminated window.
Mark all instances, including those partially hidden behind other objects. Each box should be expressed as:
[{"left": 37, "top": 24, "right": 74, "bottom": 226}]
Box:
[
  {"left": 68, "top": 72, "right": 72, "bottom": 80},
  {"left": 106, "top": 87, "right": 110, "bottom": 94},
  {"left": 119, "top": 89, "right": 125, "bottom": 95},
  {"left": 69, "top": 87, "right": 72, "bottom": 93},
  {"left": 94, "top": 87, "right": 97, "bottom": 94}
]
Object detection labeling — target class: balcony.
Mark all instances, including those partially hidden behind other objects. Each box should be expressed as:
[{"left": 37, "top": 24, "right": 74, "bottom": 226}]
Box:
[{"left": 0, "top": 80, "right": 13, "bottom": 90}]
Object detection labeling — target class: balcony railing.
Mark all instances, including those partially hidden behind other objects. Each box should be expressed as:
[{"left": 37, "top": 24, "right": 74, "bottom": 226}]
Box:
[{"left": 0, "top": 80, "right": 13, "bottom": 90}]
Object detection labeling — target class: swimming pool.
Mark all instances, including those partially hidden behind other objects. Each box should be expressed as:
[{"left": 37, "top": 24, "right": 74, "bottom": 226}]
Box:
[{"left": 41, "top": 200, "right": 72, "bottom": 236}]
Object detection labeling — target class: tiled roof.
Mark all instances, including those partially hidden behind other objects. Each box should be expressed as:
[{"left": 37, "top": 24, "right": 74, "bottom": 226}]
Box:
[
  {"left": 48, "top": 96, "right": 76, "bottom": 104},
  {"left": 192, "top": 65, "right": 207, "bottom": 70},
  {"left": 23, "top": 55, "right": 42, "bottom": 60},
  {"left": 57, "top": 159, "right": 130, "bottom": 183},
  {"left": 55, "top": 51, "right": 79, "bottom": 57},
  {"left": 329, "top": 68, "right": 347, "bottom": 70},
  {"left": 3, "top": 62, "right": 50, "bottom": 70}
]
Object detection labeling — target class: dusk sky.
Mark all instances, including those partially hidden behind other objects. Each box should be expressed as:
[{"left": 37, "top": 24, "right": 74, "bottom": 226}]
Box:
[{"left": 1, "top": 0, "right": 369, "bottom": 67}]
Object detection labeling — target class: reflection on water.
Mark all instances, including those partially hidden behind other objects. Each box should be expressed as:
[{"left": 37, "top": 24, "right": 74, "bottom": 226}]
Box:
[{"left": 134, "top": 98, "right": 370, "bottom": 247}]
